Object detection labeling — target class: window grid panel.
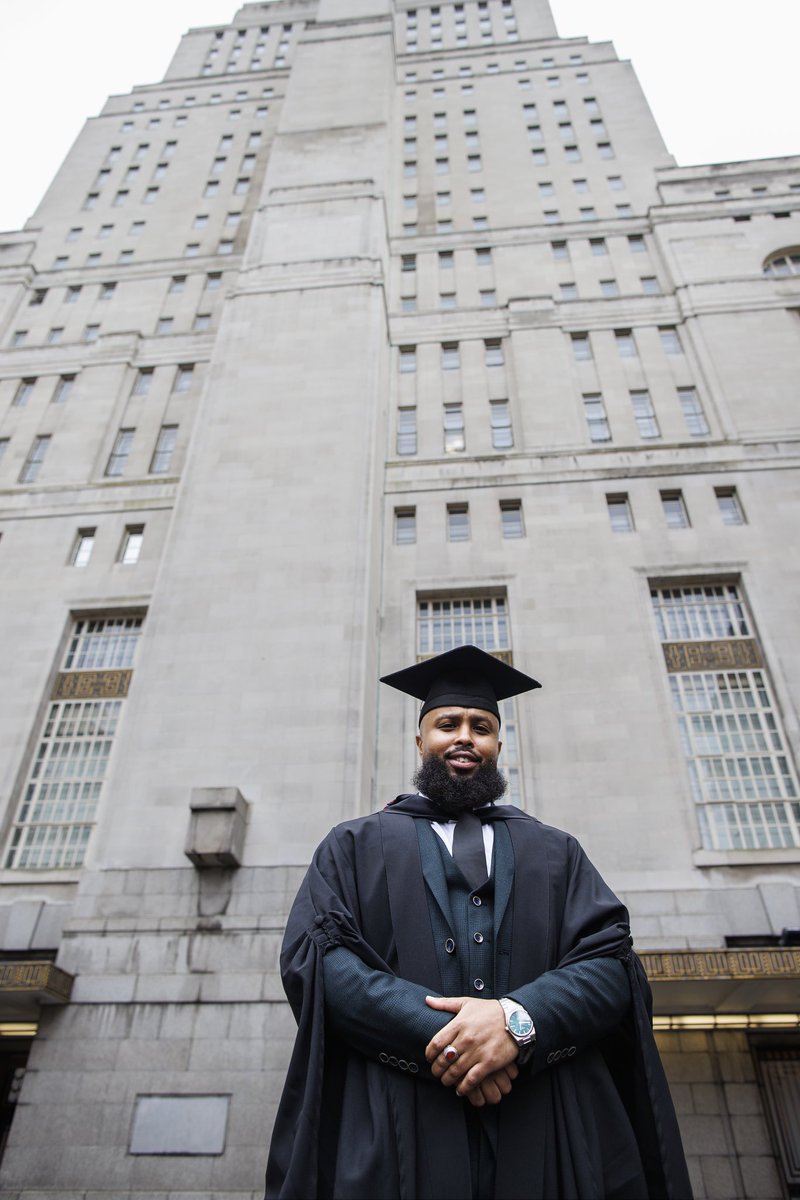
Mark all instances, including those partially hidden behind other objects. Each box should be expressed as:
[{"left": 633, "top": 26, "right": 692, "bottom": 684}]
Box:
[
  {"left": 5, "top": 699, "right": 123, "bottom": 869},
  {"left": 64, "top": 616, "right": 143, "bottom": 670},
  {"left": 650, "top": 585, "right": 750, "bottom": 642},
  {"left": 668, "top": 671, "right": 800, "bottom": 850},
  {"left": 651, "top": 585, "right": 799, "bottom": 850}
]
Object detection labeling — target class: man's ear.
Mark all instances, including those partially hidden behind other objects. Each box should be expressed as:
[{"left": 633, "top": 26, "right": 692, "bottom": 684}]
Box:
[
  {"left": 497, "top": 739, "right": 503, "bottom": 759},
  {"left": 415, "top": 733, "right": 423, "bottom": 757}
]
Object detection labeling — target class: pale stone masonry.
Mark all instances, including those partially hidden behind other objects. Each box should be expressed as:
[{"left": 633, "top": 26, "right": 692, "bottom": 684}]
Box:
[{"left": 0, "top": 1, "right": 798, "bottom": 1196}]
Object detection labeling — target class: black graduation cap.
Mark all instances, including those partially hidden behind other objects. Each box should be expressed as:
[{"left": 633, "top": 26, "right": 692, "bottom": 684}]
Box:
[{"left": 380, "top": 644, "right": 541, "bottom": 726}]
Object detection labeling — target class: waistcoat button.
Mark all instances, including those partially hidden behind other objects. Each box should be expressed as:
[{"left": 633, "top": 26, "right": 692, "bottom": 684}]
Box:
[
  {"left": 472, "top": 895, "right": 482, "bottom": 906},
  {"left": 473, "top": 978, "right": 485, "bottom": 991},
  {"left": 473, "top": 932, "right": 484, "bottom": 944},
  {"left": 445, "top": 938, "right": 455, "bottom": 954}
]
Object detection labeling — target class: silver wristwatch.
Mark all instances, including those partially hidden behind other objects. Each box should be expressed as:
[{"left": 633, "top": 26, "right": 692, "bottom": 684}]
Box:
[{"left": 499, "top": 997, "right": 536, "bottom": 1065}]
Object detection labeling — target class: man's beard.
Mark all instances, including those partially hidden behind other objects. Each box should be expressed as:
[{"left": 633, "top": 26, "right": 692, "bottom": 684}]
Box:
[{"left": 412, "top": 752, "right": 507, "bottom": 819}]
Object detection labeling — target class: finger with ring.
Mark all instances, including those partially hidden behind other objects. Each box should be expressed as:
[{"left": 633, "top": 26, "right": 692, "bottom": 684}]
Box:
[{"left": 443, "top": 1044, "right": 459, "bottom": 1064}]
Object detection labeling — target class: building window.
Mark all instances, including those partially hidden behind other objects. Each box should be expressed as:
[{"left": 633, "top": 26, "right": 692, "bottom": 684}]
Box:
[
  {"left": 500, "top": 501, "right": 524, "bottom": 539},
  {"left": 100, "top": 282, "right": 116, "bottom": 300},
  {"left": 29, "top": 288, "right": 47, "bottom": 306},
  {"left": 571, "top": 333, "right": 592, "bottom": 361},
  {"left": 47, "top": 328, "right": 64, "bottom": 345},
  {"left": 490, "top": 400, "right": 513, "bottom": 449},
  {"left": 650, "top": 583, "right": 800, "bottom": 850},
  {"left": 439, "top": 250, "right": 454, "bottom": 270},
  {"left": 659, "top": 326, "right": 682, "bottom": 355},
  {"left": 589, "top": 238, "right": 607, "bottom": 256},
  {"left": 3, "top": 614, "right": 144, "bottom": 869},
  {"left": 149, "top": 425, "right": 178, "bottom": 474},
  {"left": 394, "top": 508, "right": 416, "bottom": 545},
  {"left": 444, "top": 403, "right": 465, "bottom": 453},
  {"left": 106, "top": 429, "right": 135, "bottom": 477},
  {"left": 715, "top": 487, "right": 746, "bottom": 526},
  {"left": 551, "top": 240, "right": 568, "bottom": 259},
  {"left": 640, "top": 275, "right": 660, "bottom": 294},
  {"left": 615, "top": 329, "right": 637, "bottom": 358},
  {"left": 678, "top": 387, "right": 710, "bottom": 437},
  {"left": 399, "top": 346, "right": 416, "bottom": 374},
  {"left": 661, "top": 490, "right": 689, "bottom": 528},
  {"left": 583, "top": 394, "right": 610, "bottom": 442},
  {"left": 600, "top": 280, "right": 619, "bottom": 298},
  {"left": 440, "top": 293, "right": 456, "bottom": 311},
  {"left": 120, "top": 525, "right": 144, "bottom": 565},
  {"left": 132, "top": 368, "right": 153, "bottom": 396},
  {"left": 607, "top": 493, "right": 633, "bottom": 532},
  {"left": 559, "top": 282, "right": 577, "bottom": 300},
  {"left": 53, "top": 375, "right": 75, "bottom": 405},
  {"left": 193, "top": 313, "right": 211, "bottom": 332},
  {"left": 397, "top": 408, "right": 417, "bottom": 456},
  {"left": 66, "top": 285, "right": 82, "bottom": 303},
  {"left": 447, "top": 504, "right": 470, "bottom": 542},
  {"left": 485, "top": 338, "right": 504, "bottom": 367},
  {"left": 83, "top": 324, "right": 100, "bottom": 342},
  {"left": 19, "top": 436, "right": 51, "bottom": 484},
  {"left": 417, "top": 594, "right": 524, "bottom": 803},
  {"left": 631, "top": 390, "right": 660, "bottom": 439},
  {"left": 13, "top": 379, "right": 36, "bottom": 408},
  {"left": 156, "top": 317, "right": 174, "bottom": 334},
  {"left": 174, "top": 364, "right": 194, "bottom": 392},
  {"left": 169, "top": 276, "right": 186, "bottom": 294},
  {"left": 476, "top": 247, "right": 492, "bottom": 267},
  {"left": 627, "top": 234, "right": 646, "bottom": 253},
  {"left": 763, "top": 250, "right": 800, "bottom": 278},
  {"left": 401, "top": 254, "right": 416, "bottom": 273},
  {"left": 71, "top": 528, "right": 96, "bottom": 567},
  {"left": 442, "top": 342, "right": 460, "bottom": 370}
]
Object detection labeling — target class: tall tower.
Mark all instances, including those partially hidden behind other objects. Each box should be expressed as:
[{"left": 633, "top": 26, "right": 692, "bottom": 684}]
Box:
[{"left": 0, "top": 2, "right": 797, "bottom": 1195}]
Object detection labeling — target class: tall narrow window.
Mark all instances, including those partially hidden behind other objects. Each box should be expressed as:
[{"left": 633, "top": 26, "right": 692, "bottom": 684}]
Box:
[
  {"left": 715, "top": 487, "right": 746, "bottom": 526},
  {"left": 149, "top": 425, "right": 178, "bottom": 474},
  {"left": 447, "top": 504, "right": 470, "bottom": 542},
  {"left": 173, "top": 364, "right": 194, "bottom": 392},
  {"left": 490, "top": 400, "right": 513, "bottom": 449},
  {"left": 19, "top": 436, "right": 50, "bottom": 484},
  {"left": 13, "top": 379, "right": 36, "bottom": 408},
  {"left": 485, "top": 339, "right": 504, "bottom": 367},
  {"left": 571, "top": 333, "right": 592, "bottom": 362},
  {"left": 133, "top": 368, "right": 154, "bottom": 397},
  {"left": 678, "top": 387, "right": 709, "bottom": 437},
  {"left": 399, "top": 346, "right": 417, "bottom": 374},
  {"left": 631, "top": 390, "right": 660, "bottom": 439},
  {"left": 441, "top": 342, "right": 460, "bottom": 370},
  {"left": 397, "top": 408, "right": 417, "bottom": 456},
  {"left": 615, "top": 330, "right": 637, "bottom": 358},
  {"left": 394, "top": 508, "right": 416, "bottom": 545},
  {"left": 606, "top": 494, "right": 633, "bottom": 532},
  {"left": 106, "top": 429, "right": 135, "bottom": 477},
  {"left": 443, "top": 403, "right": 465, "bottom": 453},
  {"left": 661, "top": 490, "right": 689, "bottom": 528},
  {"left": 3, "top": 615, "right": 144, "bottom": 869},
  {"left": 417, "top": 595, "right": 524, "bottom": 804},
  {"left": 71, "top": 528, "right": 96, "bottom": 567},
  {"left": 500, "top": 501, "right": 524, "bottom": 539},
  {"left": 650, "top": 583, "right": 800, "bottom": 850},
  {"left": 120, "top": 525, "right": 144, "bottom": 565},
  {"left": 52, "top": 375, "right": 75, "bottom": 405},
  {"left": 583, "top": 394, "right": 610, "bottom": 442},
  {"left": 659, "top": 327, "right": 683, "bottom": 355}
]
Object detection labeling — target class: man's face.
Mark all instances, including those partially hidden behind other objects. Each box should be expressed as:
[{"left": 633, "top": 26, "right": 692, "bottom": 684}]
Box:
[{"left": 416, "top": 707, "right": 502, "bottom": 778}]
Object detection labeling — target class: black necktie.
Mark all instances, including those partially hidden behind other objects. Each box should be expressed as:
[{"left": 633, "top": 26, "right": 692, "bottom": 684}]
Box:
[{"left": 453, "top": 811, "right": 488, "bottom": 892}]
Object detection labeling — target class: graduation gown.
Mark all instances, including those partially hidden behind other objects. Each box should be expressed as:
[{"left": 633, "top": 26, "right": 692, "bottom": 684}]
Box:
[{"left": 265, "top": 803, "right": 692, "bottom": 1200}]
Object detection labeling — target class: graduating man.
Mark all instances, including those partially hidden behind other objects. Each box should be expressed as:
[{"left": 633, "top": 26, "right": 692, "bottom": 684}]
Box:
[{"left": 266, "top": 645, "right": 691, "bottom": 1199}]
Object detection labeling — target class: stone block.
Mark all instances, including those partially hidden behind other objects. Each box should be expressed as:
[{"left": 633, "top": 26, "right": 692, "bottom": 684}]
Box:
[
  {"left": 678, "top": 1115, "right": 730, "bottom": 1156},
  {"left": 188, "top": 1037, "right": 264, "bottom": 1073},
  {"left": 660, "top": 1051, "right": 714, "bottom": 1084},
  {"left": 724, "top": 1082, "right": 764, "bottom": 1115},
  {"left": 193, "top": 1003, "right": 232, "bottom": 1041},
  {"left": 700, "top": 1155, "right": 738, "bottom": 1200},
  {"left": 679, "top": 1031, "right": 711, "bottom": 1053},
  {"left": 623, "top": 890, "right": 678, "bottom": 917},
  {"left": 186, "top": 787, "right": 249, "bottom": 869},
  {"left": 717, "top": 1051, "right": 757, "bottom": 1083},
  {"left": 114, "top": 1037, "right": 191, "bottom": 1072},
  {"left": 691, "top": 1083, "right": 721, "bottom": 1114},
  {"left": 731, "top": 1114, "right": 774, "bottom": 1156},
  {"left": 30, "top": 902, "right": 71, "bottom": 950},
  {"left": 158, "top": 1003, "right": 197, "bottom": 1041},
  {"left": 129, "top": 1094, "right": 229, "bottom": 1155},
  {"left": 667, "top": 1082, "right": 694, "bottom": 1114},
  {"left": 133, "top": 974, "right": 202, "bottom": 1004},
  {"left": 686, "top": 1156, "right": 707, "bottom": 1199},
  {"left": 739, "top": 1154, "right": 784, "bottom": 1199},
  {"left": 199, "top": 973, "right": 264, "bottom": 1003},
  {"left": 70, "top": 974, "right": 137, "bottom": 1004}
]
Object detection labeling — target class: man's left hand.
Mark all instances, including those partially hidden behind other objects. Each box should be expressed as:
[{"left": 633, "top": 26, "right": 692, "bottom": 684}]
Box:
[{"left": 424, "top": 995, "right": 518, "bottom": 1095}]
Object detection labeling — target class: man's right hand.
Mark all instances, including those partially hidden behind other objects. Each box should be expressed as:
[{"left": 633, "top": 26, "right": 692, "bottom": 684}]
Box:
[{"left": 465, "top": 1063, "right": 519, "bottom": 1107}]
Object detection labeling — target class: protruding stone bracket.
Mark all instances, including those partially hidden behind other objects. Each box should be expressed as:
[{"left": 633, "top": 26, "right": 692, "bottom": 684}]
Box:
[{"left": 185, "top": 787, "right": 249, "bottom": 870}]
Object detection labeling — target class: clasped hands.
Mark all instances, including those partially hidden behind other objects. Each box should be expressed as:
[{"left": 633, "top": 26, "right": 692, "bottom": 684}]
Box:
[{"left": 424, "top": 995, "right": 519, "bottom": 1108}]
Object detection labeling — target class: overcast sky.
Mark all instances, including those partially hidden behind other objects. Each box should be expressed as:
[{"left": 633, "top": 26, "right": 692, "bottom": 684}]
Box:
[{"left": 0, "top": 0, "right": 797, "bottom": 232}]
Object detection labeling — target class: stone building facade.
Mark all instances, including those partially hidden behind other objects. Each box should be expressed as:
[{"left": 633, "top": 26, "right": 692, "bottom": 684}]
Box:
[{"left": 0, "top": 1, "right": 798, "bottom": 1196}]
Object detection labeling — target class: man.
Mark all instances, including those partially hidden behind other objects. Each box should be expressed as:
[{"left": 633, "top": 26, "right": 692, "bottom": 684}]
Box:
[{"left": 266, "top": 645, "right": 691, "bottom": 1199}]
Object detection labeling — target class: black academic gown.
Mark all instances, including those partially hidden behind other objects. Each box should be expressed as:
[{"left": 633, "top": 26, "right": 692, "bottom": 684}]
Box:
[{"left": 265, "top": 803, "right": 692, "bottom": 1200}]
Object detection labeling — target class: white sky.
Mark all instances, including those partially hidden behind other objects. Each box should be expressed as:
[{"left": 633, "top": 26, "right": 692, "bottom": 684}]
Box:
[{"left": 0, "top": 0, "right": 797, "bottom": 233}]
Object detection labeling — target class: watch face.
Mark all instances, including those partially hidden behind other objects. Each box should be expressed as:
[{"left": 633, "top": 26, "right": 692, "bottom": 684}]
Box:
[{"left": 508, "top": 1010, "right": 534, "bottom": 1038}]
